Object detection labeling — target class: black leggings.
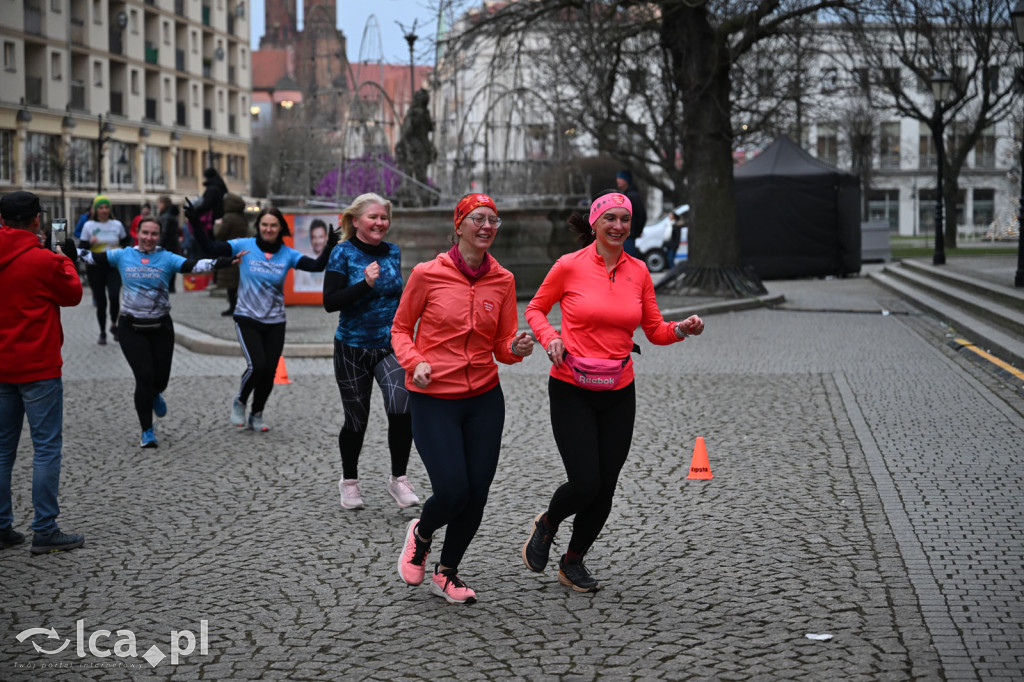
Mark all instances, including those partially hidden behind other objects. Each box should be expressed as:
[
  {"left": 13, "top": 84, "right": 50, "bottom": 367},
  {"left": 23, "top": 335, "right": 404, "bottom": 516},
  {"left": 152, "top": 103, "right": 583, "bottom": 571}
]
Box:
[
  {"left": 234, "top": 317, "right": 286, "bottom": 414},
  {"left": 86, "top": 264, "right": 121, "bottom": 334},
  {"left": 117, "top": 315, "right": 175, "bottom": 431},
  {"left": 411, "top": 385, "right": 505, "bottom": 570},
  {"left": 545, "top": 377, "right": 636, "bottom": 557},
  {"left": 333, "top": 341, "right": 411, "bottom": 479}
]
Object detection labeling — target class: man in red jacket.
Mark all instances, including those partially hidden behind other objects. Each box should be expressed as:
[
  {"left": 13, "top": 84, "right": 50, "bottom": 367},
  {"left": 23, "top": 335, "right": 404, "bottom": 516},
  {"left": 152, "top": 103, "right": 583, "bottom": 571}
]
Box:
[{"left": 0, "top": 191, "right": 85, "bottom": 554}]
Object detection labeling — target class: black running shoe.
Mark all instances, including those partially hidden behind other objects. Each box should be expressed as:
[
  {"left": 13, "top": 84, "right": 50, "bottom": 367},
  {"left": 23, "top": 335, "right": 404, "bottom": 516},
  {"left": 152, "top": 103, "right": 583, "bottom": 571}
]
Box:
[
  {"left": 522, "top": 512, "right": 555, "bottom": 572},
  {"left": 558, "top": 555, "right": 600, "bottom": 592},
  {"left": 1, "top": 527, "right": 25, "bottom": 549},
  {"left": 31, "top": 529, "right": 85, "bottom": 554}
]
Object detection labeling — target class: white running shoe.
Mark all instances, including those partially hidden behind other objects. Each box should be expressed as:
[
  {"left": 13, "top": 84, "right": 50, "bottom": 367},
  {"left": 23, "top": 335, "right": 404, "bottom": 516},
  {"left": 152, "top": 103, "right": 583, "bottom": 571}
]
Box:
[
  {"left": 339, "top": 478, "right": 364, "bottom": 510},
  {"left": 247, "top": 411, "right": 269, "bottom": 432},
  {"left": 230, "top": 399, "right": 246, "bottom": 427},
  {"left": 387, "top": 475, "right": 421, "bottom": 508}
]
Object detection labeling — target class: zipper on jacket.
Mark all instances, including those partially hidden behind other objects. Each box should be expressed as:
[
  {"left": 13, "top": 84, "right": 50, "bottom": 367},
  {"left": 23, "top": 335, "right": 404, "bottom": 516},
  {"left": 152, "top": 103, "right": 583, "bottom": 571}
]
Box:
[{"left": 464, "top": 284, "right": 475, "bottom": 387}]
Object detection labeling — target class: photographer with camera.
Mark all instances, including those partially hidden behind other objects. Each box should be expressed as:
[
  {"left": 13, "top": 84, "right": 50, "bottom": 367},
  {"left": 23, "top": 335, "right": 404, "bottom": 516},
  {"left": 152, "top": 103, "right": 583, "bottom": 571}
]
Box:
[{"left": 0, "top": 191, "right": 85, "bottom": 554}]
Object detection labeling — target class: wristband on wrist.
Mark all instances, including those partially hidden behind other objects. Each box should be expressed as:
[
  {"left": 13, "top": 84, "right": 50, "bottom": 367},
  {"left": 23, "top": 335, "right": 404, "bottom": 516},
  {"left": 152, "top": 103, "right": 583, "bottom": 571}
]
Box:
[{"left": 674, "top": 323, "right": 688, "bottom": 339}]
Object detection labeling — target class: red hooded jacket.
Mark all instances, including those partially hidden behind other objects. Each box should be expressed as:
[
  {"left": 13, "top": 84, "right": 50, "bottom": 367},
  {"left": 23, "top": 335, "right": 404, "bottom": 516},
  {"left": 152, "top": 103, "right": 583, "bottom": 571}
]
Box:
[{"left": 0, "top": 226, "right": 83, "bottom": 383}]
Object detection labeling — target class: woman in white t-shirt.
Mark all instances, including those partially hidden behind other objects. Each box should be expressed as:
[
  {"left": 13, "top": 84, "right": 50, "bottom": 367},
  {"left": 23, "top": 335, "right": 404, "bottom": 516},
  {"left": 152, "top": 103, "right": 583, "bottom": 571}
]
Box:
[{"left": 79, "top": 195, "right": 129, "bottom": 345}]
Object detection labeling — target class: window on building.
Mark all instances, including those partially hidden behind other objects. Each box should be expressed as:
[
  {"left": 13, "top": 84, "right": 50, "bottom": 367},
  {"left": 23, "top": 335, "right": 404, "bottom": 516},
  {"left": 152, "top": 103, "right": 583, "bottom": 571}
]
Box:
[
  {"left": 67, "top": 137, "right": 95, "bottom": 186},
  {"left": 0, "top": 130, "right": 13, "bottom": 182},
  {"left": 867, "top": 189, "right": 900, "bottom": 231},
  {"left": 240, "top": 47, "right": 246, "bottom": 67},
  {"left": 164, "top": 76, "right": 172, "bottom": 101},
  {"left": 918, "top": 125, "right": 936, "bottom": 169},
  {"left": 820, "top": 68, "right": 838, "bottom": 94},
  {"left": 130, "top": 69, "right": 139, "bottom": 95},
  {"left": 756, "top": 68, "right": 774, "bottom": 97},
  {"left": 51, "top": 0, "right": 62, "bottom": 13},
  {"left": 218, "top": 90, "right": 224, "bottom": 112},
  {"left": 176, "top": 148, "right": 196, "bottom": 178},
  {"left": 983, "top": 66, "right": 999, "bottom": 92},
  {"left": 816, "top": 123, "right": 838, "bottom": 166},
  {"left": 130, "top": 9, "right": 139, "bottom": 34},
  {"left": 25, "top": 133, "right": 60, "bottom": 186},
  {"left": 191, "top": 30, "right": 198, "bottom": 54},
  {"left": 974, "top": 127, "right": 996, "bottom": 168},
  {"left": 93, "top": 60, "right": 102, "bottom": 86},
  {"left": 973, "top": 189, "right": 994, "bottom": 226},
  {"left": 192, "top": 83, "right": 199, "bottom": 106},
  {"left": 881, "top": 67, "right": 900, "bottom": 92},
  {"left": 919, "top": 188, "right": 965, "bottom": 233},
  {"left": 92, "top": 0, "right": 101, "bottom": 24},
  {"left": 108, "top": 141, "right": 136, "bottom": 188},
  {"left": 879, "top": 122, "right": 900, "bottom": 169},
  {"left": 144, "top": 146, "right": 167, "bottom": 186},
  {"left": 163, "top": 21, "right": 171, "bottom": 45},
  {"left": 951, "top": 66, "right": 967, "bottom": 92},
  {"left": 51, "top": 51, "right": 62, "bottom": 80},
  {"left": 4, "top": 42, "right": 16, "bottom": 72},
  {"left": 854, "top": 67, "right": 870, "bottom": 91}
]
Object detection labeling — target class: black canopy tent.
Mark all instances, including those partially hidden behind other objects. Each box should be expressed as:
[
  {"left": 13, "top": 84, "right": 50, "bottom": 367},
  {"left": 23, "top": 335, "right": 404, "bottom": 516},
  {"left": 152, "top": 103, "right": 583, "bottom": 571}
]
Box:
[{"left": 735, "top": 136, "right": 861, "bottom": 279}]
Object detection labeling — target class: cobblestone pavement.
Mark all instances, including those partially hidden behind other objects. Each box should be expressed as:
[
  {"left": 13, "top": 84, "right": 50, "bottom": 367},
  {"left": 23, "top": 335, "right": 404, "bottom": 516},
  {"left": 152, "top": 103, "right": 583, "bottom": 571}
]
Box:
[{"left": 1, "top": 269, "right": 1021, "bottom": 680}]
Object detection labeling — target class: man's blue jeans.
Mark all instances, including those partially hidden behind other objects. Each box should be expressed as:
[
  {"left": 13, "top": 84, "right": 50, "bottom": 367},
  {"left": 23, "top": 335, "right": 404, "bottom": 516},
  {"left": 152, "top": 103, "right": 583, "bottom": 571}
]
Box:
[{"left": 0, "top": 378, "right": 64, "bottom": 534}]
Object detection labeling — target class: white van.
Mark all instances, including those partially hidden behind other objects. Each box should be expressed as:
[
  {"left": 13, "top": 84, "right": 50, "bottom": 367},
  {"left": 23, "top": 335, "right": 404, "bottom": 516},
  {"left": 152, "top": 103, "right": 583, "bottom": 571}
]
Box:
[{"left": 635, "top": 204, "right": 688, "bottom": 272}]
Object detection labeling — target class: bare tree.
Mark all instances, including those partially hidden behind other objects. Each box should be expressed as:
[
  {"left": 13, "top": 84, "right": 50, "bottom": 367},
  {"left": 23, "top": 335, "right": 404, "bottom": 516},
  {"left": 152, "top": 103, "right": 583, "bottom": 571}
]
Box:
[
  {"left": 841, "top": 0, "right": 1022, "bottom": 248},
  {"left": 438, "top": 0, "right": 848, "bottom": 295}
]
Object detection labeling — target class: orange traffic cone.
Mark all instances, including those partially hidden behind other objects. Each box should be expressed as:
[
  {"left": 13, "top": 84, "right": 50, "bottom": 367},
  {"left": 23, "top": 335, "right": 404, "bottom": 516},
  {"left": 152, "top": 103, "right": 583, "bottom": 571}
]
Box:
[
  {"left": 273, "top": 356, "right": 291, "bottom": 385},
  {"left": 686, "top": 437, "right": 713, "bottom": 479}
]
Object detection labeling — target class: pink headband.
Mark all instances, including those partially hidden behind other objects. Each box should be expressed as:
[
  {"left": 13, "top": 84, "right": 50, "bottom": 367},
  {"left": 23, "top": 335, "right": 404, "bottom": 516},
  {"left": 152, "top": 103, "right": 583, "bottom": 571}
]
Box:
[
  {"left": 454, "top": 194, "right": 498, "bottom": 230},
  {"left": 589, "top": 193, "right": 632, "bottom": 226}
]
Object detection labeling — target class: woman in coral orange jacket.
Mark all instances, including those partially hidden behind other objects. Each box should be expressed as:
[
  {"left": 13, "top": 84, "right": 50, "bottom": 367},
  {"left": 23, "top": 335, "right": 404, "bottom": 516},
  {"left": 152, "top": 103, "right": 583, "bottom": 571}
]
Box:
[
  {"left": 521, "top": 190, "right": 705, "bottom": 593},
  {"left": 392, "top": 193, "right": 534, "bottom": 605}
]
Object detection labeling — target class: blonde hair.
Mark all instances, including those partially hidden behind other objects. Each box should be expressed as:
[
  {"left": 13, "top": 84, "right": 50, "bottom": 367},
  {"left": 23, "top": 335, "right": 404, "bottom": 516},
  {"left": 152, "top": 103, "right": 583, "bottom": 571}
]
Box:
[{"left": 340, "top": 193, "right": 392, "bottom": 241}]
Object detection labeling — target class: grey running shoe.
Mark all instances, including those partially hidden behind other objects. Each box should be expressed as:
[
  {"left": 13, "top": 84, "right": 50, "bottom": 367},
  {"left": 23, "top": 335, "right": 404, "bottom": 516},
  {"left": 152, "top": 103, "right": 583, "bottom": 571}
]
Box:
[{"left": 230, "top": 399, "right": 246, "bottom": 427}]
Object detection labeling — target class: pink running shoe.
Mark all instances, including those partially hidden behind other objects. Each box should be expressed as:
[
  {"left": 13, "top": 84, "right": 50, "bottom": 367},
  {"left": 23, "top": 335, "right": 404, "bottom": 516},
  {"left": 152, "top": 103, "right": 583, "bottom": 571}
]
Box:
[
  {"left": 397, "top": 520, "right": 430, "bottom": 586},
  {"left": 429, "top": 566, "right": 477, "bottom": 604}
]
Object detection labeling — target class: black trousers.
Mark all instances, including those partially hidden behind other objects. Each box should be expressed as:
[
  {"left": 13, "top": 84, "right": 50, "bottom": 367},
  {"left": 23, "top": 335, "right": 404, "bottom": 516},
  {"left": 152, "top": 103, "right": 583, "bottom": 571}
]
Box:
[
  {"left": 117, "top": 315, "right": 174, "bottom": 431},
  {"left": 86, "top": 264, "right": 121, "bottom": 334},
  {"left": 545, "top": 377, "right": 636, "bottom": 557},
  {"left": 234, "top": 317, "right": 286, "bottom": 414}
]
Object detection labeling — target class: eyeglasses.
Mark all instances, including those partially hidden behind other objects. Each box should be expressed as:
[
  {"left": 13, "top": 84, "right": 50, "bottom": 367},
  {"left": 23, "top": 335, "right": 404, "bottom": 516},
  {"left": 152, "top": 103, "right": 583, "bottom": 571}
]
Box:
[{"left": 467, "top": 213, "right": 501, "bottom": 228}]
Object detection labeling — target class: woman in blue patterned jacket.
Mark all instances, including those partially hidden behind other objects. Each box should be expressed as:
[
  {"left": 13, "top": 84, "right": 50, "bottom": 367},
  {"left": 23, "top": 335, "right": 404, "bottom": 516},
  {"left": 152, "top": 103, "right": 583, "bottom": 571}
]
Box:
[{"left": 323, "top": 193, "right": 418, "bottom": 512}]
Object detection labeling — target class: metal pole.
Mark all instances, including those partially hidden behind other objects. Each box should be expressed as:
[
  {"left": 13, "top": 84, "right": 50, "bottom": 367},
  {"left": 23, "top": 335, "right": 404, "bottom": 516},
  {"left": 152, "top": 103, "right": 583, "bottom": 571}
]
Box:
[
  {"left": 1015, "top": 114, "right": 1024, "bottom": 286},
  {"left": 96, "top": 114, "right": 104, "bottom": 195},
  {"left": 933, "top": 110, "right": 946, "bottom": 265}
]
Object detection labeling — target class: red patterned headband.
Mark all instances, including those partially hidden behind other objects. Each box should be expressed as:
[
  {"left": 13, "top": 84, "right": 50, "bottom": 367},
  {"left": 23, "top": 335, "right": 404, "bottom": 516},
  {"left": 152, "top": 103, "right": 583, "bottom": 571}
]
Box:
[
  {"left": 589, "top": 193, "right": 632, "bottom": 226},
  {"left": 454, "top": 194, "right": 498, "bottom": 230}
]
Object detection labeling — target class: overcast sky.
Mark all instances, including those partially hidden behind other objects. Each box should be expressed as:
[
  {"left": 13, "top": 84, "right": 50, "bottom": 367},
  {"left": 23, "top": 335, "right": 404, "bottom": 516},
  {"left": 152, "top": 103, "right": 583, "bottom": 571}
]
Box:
[{"left": 249, "top": 0, "right": 439, "bottom": 65}]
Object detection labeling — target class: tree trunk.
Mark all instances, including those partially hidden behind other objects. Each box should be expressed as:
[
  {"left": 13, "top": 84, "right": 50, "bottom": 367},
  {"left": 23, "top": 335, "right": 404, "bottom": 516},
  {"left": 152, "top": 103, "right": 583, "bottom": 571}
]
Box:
[{"left": 659, "top": 5, "right": 763, "bottom": 296}]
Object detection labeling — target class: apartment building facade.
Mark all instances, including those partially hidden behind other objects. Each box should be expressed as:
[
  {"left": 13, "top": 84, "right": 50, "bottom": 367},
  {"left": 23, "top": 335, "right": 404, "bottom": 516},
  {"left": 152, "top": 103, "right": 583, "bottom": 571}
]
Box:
[{"left": 0, "top": 0, "right": 252, "bottom": 222}]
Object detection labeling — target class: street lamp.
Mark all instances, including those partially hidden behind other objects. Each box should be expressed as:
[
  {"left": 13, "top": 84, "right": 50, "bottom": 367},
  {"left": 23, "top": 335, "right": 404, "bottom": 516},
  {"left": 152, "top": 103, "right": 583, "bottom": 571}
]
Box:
[
  {"left": 398, "top": 20, "right": 418, "bottom": 104},
  {"left": 96, "top": 113, "right": 115, "bottom": 195},
  {"left": 1011, "top": 0, "right": 1024, "bottom": 287},
  {"left": 930, "top": 69, "right": 953, "bottom": 265}
]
